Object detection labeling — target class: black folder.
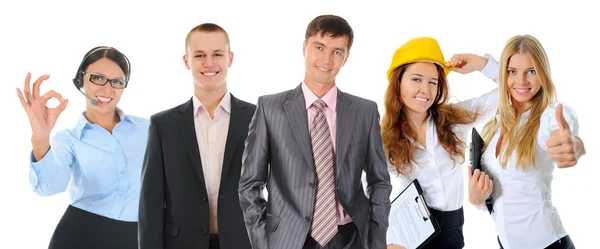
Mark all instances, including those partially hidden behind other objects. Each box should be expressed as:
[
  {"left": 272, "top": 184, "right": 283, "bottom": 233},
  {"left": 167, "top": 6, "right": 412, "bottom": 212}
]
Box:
[
  {"left": 469, "top": 127, "right": 493, "bottom": 214},
  {"left": 469, "top": 127, "right": 484, "bottom": 174}
]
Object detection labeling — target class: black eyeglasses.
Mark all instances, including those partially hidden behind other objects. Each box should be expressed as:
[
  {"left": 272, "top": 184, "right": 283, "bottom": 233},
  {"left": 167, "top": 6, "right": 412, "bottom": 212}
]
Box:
[{"left": 84, "top": 72, "right": 128, "bottom": 89}]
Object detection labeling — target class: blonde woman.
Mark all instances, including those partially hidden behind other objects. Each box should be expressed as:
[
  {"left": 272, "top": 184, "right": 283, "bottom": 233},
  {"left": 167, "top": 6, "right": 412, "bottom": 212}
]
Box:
[{"left": 469, "top": 35, "right": 586, "bottom": 249}]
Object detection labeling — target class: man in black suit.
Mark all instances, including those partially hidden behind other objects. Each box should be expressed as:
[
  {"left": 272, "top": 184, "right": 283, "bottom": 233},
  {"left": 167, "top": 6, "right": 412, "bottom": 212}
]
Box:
[
  {"left": 139, "top": 23, "right": 254, "bottom": 249},
  {"left": 239, "top": 15, "right": 392, "bottom": 249}
]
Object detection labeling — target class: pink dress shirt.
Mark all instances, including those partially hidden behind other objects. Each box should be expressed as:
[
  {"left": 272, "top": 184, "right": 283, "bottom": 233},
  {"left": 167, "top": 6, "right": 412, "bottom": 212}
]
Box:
[
  {"left": 192, "top": 92, "right": 231, "bottom": 234},
  {"left": 301, "top": 82, "right": 352, "bottom": 225}
]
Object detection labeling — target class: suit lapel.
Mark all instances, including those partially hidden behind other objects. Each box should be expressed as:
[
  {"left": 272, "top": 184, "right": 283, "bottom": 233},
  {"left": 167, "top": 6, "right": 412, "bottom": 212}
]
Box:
[
  {"left": 335, "top": 90, "right": 355, "bottom": 180},
  {"left": 220, "top": 94, "right": 248, "bottom": 179},
  {"left": 176, "top": 98, "right": 208, "bottom": 192},
  {"left": 283, "top": 85, "right": 315, "bottom": 169}
]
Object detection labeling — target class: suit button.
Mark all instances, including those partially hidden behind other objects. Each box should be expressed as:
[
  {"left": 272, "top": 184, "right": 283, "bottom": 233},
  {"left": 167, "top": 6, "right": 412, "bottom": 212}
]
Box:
[
  {"left": 219, "top": 196, "right": 224, "bottom": 199},
  {"left": 309, "top": 183, "right": 314, "bottom": 188},
  {"left": 203, "top": 198, "right": 208, "bottom": 203},
  {"left": 305, "top": 216, "right": 311, "bottom": 222},
  {"left": 201, "top": 229, "right": 208, "bottom": 235}
]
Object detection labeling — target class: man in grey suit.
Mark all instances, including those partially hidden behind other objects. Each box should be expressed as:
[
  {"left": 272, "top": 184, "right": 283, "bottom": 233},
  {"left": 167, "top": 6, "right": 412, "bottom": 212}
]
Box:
[{"left": 238, "top": 15, "right": 392, "bottom": 249}]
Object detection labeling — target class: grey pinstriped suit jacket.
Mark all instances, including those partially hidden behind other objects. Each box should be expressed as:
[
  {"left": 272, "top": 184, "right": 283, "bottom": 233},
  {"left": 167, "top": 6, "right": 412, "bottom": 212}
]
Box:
[{"left": 239, "top": 84, "right": 392, "bottom": 249}]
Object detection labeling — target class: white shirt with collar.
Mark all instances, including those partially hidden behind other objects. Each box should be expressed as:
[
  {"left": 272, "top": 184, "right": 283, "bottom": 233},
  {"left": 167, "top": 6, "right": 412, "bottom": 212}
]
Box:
[
  {"left": 192, "top": 91, "right": 231, "bottom": 234},
  {"left": 387, "top": 54, "right": 500, "bottom": 212},
  {"left": 481, "top": 102, "right": 579, "bottom": 249}
]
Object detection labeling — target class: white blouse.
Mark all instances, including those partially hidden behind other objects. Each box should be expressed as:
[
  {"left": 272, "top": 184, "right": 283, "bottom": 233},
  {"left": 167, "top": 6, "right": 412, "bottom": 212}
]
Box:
[
  {"left": 387, "top": 54, "right": 500, "bottom": 212},
  {"left": 481, "top": 102, "right": 579, "bottom": 249}
]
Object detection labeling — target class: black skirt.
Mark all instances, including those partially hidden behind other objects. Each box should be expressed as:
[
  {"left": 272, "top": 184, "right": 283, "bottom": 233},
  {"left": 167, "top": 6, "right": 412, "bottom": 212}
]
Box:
[
  {"left": 421, "top": 207, "right": 465, "bottom": 249},
  {"left": 48, "top": 205, "right": 137, "bottom": 249}
]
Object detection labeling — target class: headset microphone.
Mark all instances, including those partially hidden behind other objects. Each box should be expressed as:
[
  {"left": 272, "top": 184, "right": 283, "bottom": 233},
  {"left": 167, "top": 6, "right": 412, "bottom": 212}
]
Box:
[{"left": 78, "top": 88, "right": 99, "bottom": 106}]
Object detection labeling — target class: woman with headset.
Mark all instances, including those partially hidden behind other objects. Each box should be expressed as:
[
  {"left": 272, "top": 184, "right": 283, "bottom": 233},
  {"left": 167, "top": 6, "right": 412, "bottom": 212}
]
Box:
[{"left": 16, "top": 46, "right": 148, "bottom": 249}]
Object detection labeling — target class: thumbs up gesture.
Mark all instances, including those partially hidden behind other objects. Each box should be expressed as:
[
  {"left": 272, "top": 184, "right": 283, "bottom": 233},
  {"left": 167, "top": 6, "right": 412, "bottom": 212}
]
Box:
[{"left": 545, "top": 104, "right": 582, "bottom": 168}]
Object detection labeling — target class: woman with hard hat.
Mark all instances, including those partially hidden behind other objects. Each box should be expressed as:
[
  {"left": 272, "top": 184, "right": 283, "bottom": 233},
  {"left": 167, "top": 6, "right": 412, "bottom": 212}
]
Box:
[
  {"left": 471, "top": 34, "right": 585, "bottom": 249},
  {"left": 382, "top": 37, "right": 499, "bottom": 249}
]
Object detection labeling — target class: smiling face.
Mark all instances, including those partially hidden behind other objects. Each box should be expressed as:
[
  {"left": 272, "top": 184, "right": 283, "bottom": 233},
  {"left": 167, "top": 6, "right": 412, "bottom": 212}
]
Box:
[
  {"left": 183, "top": 30, "right": 233, "bottom": 93},
  {"left": 82, "top": 57, "right": 126, "bottom": 113},
  {"left": 399, "top": 62, "right": 440, "bottom": 115},
  {"left": 302, "top": 31, "right": 349, "bottom": 88},
  {"left": 506, "top": 53, "right": 541, "bottom": 111}
]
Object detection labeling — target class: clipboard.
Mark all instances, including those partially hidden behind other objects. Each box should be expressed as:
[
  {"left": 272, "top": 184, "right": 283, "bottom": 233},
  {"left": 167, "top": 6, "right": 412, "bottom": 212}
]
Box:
[
  {"left": 387, "top": 179, "right": 440, "bottom": 249},
  {"left": 469, "top": 127, "right": 494, "bottom": 214}
]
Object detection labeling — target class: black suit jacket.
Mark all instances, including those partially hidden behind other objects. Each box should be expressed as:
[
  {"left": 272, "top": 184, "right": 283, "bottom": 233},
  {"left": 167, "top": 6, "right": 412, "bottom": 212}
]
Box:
[{"left": 139, "top": 94, "right": 256, "bottom": 249}]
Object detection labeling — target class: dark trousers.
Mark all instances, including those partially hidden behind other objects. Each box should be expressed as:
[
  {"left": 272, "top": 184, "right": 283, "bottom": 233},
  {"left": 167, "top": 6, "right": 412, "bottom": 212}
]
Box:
[
  {"left": 498, "top": 235, "right": 575, "bottom": 249},
  {"left": 48, "top": 205, "right": 137, "bottom": 249},
  {"left": 303, "top": 222, "right": 362, "bottom": 249},
  {"left": 421, "top": 207, "right": 465, "bottom": 249},
  {"left": 209, "top": 234, "right": 220, "bottom": 249}
]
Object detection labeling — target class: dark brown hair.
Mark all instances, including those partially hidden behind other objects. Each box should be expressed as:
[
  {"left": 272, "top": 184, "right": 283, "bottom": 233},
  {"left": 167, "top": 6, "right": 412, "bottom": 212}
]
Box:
[
  {"left": 305, "top": 15, "right": 354, "bottom": 51},
  {"left": 76, "top": 46, "right": 130, "bottom": 87}
]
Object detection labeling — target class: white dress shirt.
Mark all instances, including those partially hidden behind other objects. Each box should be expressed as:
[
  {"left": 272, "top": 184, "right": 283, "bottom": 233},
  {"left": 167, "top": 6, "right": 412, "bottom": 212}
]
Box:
[
  {"left": 192, "top": 92, "right": 231, "bottom": 234},
  {"left": 387, "top": 54, "right": 500, "bottom": 212},
  {"left": 481, "top": 102, "right": 579, "bottom": 249}
]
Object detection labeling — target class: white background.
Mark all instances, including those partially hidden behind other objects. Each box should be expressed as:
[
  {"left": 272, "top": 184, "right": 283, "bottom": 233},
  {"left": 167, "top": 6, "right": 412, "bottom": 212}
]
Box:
[{"left": 1, "top": 0, "right": 598, "bottom": 248}]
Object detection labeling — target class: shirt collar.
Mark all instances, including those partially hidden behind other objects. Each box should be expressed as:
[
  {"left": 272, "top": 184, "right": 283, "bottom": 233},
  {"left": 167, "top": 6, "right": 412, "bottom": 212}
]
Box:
[
  {"left": 494, "top": 108, "right": 532, "bottom": 124},
  {"left": 301, "top": 81, "right": 337, "bottom": 111},
  {"left": 507, "top": 98, "right": 533, "bottom": 120},
  {"left": 404, "top": 111, "right": 435, "bottom": 145},
  {"left": 192, "top": 91, "right": 232, "bottom": 118},
  {"left": 74, "top": 107, "right": 134, "bottom": 139}
]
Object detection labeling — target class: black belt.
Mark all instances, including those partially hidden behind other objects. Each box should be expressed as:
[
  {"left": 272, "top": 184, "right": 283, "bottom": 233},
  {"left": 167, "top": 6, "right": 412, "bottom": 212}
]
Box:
[{"left": 498, "top": 235, "right": 574, "bottom": 249}]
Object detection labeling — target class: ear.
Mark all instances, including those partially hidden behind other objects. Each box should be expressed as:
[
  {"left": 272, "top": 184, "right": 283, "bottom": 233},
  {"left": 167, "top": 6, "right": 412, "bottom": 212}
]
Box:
[
  {"left": 341, "top": 51, "right": 350, "bottom": 67},
  {"left": 302, "top": 40, "right": 307, "bottom": 57},
  {"left": 183, "top": 54, "right": 191, "bottom": 70},
  {"left": 228, "top": 51, "right": 234, "bottom": 67}
]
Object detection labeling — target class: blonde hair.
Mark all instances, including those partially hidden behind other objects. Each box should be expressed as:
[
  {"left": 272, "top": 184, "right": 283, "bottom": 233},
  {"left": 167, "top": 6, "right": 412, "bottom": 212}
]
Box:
[{"left": 480, "top": 34, "right": 556, "bottom": 170}]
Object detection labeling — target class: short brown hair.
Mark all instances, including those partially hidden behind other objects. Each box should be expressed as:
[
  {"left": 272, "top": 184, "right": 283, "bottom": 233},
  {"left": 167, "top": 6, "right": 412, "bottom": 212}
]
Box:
[
  {"left": 305, "top": 15, "right": 354, "bottom": 51},
  {"left": 184, "top": 23, "right": 231, "bottom": 52}
]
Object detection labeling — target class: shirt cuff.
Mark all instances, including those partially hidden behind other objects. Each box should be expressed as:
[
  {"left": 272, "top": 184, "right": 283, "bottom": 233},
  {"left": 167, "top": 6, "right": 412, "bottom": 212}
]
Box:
[
  {"left": 474, "top": 202, "right": 490, "bottom": 212},
  {"left": 29, "top": 149, "right": 58, "bottom": 184},
  {"left": 480, "top": 53, "right": 499, "bottom": 82}
]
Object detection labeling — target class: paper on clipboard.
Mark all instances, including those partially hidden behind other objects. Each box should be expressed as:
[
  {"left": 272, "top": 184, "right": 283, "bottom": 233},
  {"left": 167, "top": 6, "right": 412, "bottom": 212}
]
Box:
[{"left": 386, "top": 179, "right": 439, "bottom": 249}]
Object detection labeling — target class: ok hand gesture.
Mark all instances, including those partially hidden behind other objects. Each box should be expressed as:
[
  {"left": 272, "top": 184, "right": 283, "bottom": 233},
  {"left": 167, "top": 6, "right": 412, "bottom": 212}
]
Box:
[{"left": 16, "top": 73, "right": 68, "bottom": 141}]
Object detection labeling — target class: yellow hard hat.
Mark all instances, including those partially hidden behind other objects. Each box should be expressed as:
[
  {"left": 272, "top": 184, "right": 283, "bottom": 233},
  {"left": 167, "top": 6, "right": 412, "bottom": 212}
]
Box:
[{"left": 386, "top": 36, "right": 451, "bottom": 81}]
